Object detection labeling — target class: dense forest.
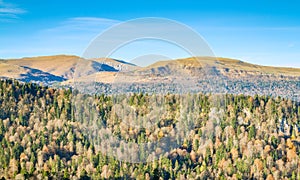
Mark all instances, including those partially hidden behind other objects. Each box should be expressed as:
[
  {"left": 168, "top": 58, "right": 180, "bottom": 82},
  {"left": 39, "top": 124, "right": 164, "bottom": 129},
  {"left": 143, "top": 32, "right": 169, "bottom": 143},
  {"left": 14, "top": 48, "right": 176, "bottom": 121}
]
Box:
[{"left": 0, "top": 79, "right": 299, "bottom": 179}]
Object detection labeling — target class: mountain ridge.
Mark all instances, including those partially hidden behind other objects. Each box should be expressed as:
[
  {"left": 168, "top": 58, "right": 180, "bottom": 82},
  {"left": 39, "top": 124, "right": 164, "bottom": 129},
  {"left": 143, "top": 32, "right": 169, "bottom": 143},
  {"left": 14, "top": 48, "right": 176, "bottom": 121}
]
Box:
[
  {"left": 144, "top": 56, "right": 300, "bottom": 77},
  {"left": 1, "top": 55, "right": 300, "bottom": 85}
]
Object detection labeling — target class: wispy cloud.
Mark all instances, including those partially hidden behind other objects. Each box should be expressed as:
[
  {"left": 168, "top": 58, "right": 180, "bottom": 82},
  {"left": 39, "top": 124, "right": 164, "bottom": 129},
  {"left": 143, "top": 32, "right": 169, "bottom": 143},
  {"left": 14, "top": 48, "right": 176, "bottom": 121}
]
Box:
[
  {"left": 39, "top": 17, "right": 120, "bottom": 47},
  {"left": 197, "top": 26, "right": 300, "bottom": 32},
  {"left": 46, "top": 17, "right": 120, "bottom": 32},
  {"left": 70, "top": 17, "right": 120, "bottom": 24},
  {"left": 0, "top": 0, "right": 26, "bottom": 21},
  {"left": 0, "top": 17, "right": 121, "bottom": 58}
]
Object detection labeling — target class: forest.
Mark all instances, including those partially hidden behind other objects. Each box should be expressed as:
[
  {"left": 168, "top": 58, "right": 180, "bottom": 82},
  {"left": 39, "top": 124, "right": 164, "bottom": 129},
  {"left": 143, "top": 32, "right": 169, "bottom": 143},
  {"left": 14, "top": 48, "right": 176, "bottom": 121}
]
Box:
[{"left": 0, "top": 79, "right": 299, "bottom": 179}]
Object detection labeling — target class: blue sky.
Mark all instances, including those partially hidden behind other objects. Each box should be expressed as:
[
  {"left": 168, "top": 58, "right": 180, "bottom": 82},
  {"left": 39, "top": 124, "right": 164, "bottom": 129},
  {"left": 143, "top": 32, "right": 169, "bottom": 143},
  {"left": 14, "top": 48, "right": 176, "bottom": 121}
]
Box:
[{"left": 0, "top": 0, "right": 299, "bottom": 67}]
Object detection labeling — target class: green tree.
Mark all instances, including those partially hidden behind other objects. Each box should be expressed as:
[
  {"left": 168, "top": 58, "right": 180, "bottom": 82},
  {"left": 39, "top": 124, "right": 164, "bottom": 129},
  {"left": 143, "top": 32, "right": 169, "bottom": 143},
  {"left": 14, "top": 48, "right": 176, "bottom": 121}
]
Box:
[{"left": 248, "top": 125, "right": 256, "bottom": 140}]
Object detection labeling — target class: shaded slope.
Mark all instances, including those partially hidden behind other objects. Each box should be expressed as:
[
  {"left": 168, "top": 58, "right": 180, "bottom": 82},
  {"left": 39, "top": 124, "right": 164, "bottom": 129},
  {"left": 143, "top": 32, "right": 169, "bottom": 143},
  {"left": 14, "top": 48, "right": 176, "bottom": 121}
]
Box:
[
  {"left": 0, "top": 62, "right": 65, "bottom": 84},
  {"left": 93, "top": 57, "right": 138, "bottom": 71},
  {"left": 3, "top": 55, "right": 119, "bottom": 79}
]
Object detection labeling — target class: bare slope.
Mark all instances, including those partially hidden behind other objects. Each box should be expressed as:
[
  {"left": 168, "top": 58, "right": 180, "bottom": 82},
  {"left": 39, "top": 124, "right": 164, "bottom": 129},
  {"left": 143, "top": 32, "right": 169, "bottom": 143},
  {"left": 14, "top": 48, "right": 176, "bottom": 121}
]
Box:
[
  {"left": 93, "top": 58, "right": 137, "bottom": 71},
  {"left": 0, "top": 61, "right": 65, "bottom": 83},
  {"left": 1, "top": 55, "right": 300, "bottom": 85},
  {"left": 69, "top": 56, "right": 300, "bottom": 84},
  {"left": 143, "top": 57, "right": 300, "bottom": 77},
  {"left": 3, "top": 55, "right": 119, "bottom": 79}
]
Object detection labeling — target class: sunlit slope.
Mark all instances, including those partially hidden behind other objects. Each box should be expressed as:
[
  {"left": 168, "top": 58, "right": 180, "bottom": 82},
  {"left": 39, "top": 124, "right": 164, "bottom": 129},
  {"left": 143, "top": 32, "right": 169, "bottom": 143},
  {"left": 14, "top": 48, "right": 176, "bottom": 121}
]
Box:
[
  {"left": 1, "top": 55, "right": 300, "bottom": 85},
  {"left": 3, "top": 55, "right": 118, "bottom": 79},
  {"left": 60, "top": 56, "right": 300, "bottom": 85},
  {"left": 0, "top": 61, "right": 65, "bottom": 83},
  {"left": 142, "top": 57, "right": 300, "bottom": 77}
]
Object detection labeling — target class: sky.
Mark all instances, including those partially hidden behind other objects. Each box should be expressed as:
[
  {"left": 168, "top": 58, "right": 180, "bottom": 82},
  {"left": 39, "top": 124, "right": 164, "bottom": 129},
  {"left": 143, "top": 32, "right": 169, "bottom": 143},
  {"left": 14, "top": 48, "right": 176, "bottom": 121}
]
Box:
[{"left": 0, "top": 0, "right": 300, "bottom": 67}]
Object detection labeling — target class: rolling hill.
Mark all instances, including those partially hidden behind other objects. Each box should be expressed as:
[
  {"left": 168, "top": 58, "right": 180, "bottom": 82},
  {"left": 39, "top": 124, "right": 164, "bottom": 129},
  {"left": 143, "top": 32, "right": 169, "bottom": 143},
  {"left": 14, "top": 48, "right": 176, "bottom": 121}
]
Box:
[
  {"left": 0, "top": 55, "right": 299, "bottom": 100},
  {"left": 141, "top": 57, "right": 300, "bottom": 77},
  {"left": 2, "top": 55, "right": 121, "bottom": 80},
  {"left": 63, "top": 56, "right": 300, "bottom": 85},
  {"left": 2, "top": 55, "right": 300, "bottom": 83},
  {"left": 0, "top": 61, "right": 65, "bottom": 84}
]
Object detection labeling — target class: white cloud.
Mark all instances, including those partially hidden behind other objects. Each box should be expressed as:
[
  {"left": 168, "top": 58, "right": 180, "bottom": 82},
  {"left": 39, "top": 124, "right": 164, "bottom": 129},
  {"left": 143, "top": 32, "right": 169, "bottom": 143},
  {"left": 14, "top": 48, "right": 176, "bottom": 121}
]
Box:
[
  {"left": 45, "top": 17, "right": 120, "bottom": 33},
  {"left": 70, "top": 17, "right": 120, "bottom": 24},
  {"left": 0, "top": 0, "right": 26, "bottom": 21}
]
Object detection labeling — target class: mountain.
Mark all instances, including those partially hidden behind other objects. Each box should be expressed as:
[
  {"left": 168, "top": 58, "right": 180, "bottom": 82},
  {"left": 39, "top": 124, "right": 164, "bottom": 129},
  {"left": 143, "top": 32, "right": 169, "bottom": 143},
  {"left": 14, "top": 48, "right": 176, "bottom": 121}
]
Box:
[
  {"left": 1, "top": 55, "right": 299, "bottom": 100},
  {"left": 3, "top": 55, "right": 81, "bottom": 79},
  {"left": 3, "top": 55, "right": 300, "bottom": 83},
  {"left": 0, "top": 61, "right": 65, "bottom": 84},
  {"left": 0, "top": 55, "right": 139, "bottom": 85},
  {"left": 2, "top": 55, "right": 121, "bottom": 80},
  {"left": 93, "top": 57, "right": 137, "bottom": 71},
  {"left": 64, "top": 56, "right": 300, "bottom": 100},
  {"left": 71, "top": 56, "right": 300, "bottom": 84},
  {"left": 141, "top": 57, "right": 300, "bottom": 77},
  {"left": 0, "top": 61, "right": 28, "bottom": 79}
]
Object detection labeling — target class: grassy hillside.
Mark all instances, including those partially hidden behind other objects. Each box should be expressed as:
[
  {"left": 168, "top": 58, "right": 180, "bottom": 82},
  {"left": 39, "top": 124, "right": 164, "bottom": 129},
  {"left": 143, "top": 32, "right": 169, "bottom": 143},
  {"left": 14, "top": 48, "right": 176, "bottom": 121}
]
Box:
[
  {"left": 5, "top": 55, "right": 119, "bottom": 79},
  {"left": 0, "top": 62, "right": 65, "bottom": 83},
  {"left": 144, "top": 57, "right": 300, "bottom": 77},
  {"left": 0, "top": 62, "right": 28, "bottom": 79},
  {"left": 1, "top": 55, "right": 299, "bottom": 100},
  {"left": 4, "top": 55, "right": 81, "bottom": 79}
]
